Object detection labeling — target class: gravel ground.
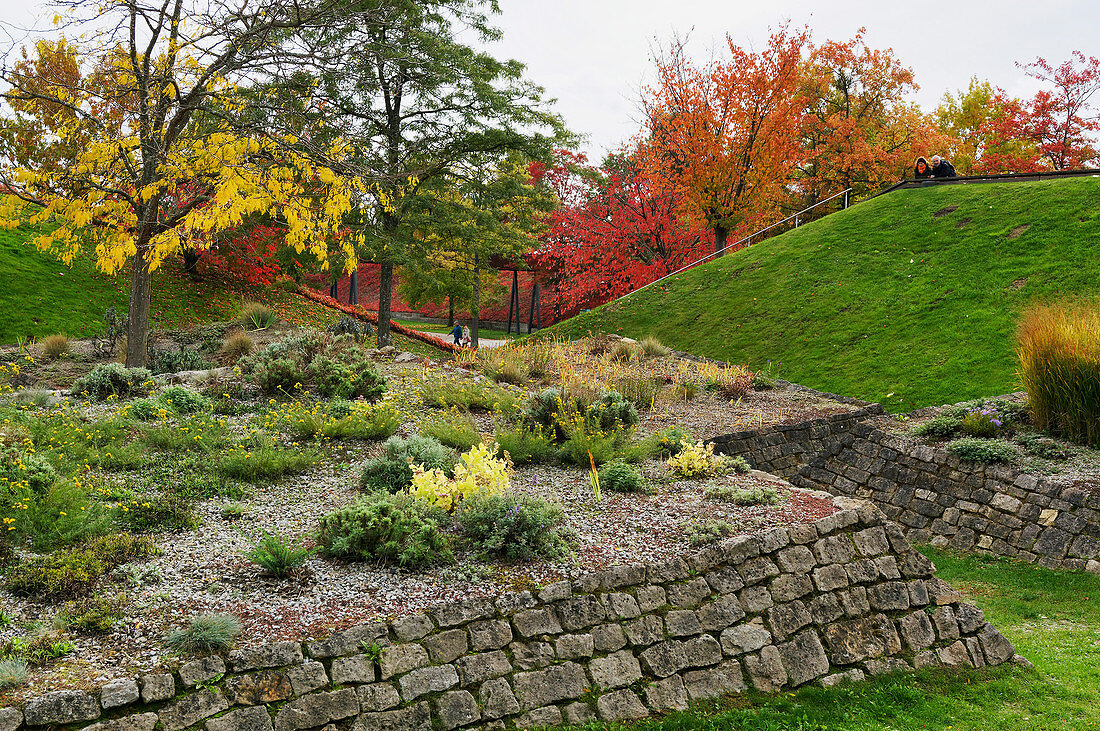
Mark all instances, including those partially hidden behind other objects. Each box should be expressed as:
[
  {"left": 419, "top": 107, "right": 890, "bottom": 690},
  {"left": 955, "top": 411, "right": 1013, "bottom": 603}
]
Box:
[{"left": 0, "top": 343, "right": 843, "bottom": 700}]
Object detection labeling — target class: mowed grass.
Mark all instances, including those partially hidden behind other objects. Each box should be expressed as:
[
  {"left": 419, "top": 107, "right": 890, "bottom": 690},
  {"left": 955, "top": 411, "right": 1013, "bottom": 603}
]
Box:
[
  {"left": 549, "top": 177, "right": 1100, "bottom": 410},
  {"left": 0, "top": 225, "right": 443, "bottom": 358},
  {"left": 575, "top": 548, "right": 1100, "bottom": 731}
]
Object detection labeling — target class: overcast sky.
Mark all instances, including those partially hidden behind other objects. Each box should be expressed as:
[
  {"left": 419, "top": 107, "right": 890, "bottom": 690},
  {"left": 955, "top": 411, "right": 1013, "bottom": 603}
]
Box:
[{"left": 1, "top": 0, "right": 1096, "bottom": 160}]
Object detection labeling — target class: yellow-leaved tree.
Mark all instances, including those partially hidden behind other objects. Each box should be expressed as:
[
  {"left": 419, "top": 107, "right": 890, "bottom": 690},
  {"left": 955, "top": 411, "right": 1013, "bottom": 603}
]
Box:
[{"left": 0, "top": 0, "right": 372, "bottom": 366}]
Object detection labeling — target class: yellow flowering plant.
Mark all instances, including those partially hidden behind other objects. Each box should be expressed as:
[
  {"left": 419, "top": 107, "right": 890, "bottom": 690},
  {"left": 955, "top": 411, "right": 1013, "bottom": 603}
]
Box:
[
  {"left": 666, "top": 439, "right": 727, "bottom": 478},
  {"left": 411, "top": 443, "right": 511, "bottom": 512}
]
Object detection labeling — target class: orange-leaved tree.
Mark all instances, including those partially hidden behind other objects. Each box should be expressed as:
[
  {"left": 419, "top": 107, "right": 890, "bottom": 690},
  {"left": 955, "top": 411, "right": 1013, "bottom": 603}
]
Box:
[
  {"left": 0, "top": 1, "right": 368, "bottom": 367},
  {"left": 637, "top": 26, "right": 809, "bottom": 257}
]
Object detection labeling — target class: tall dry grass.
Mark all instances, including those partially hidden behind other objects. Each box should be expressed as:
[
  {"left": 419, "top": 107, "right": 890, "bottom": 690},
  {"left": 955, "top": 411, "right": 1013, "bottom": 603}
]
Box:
[{"left": 1016, "top": 299, "right": 1100, "bottom": 445}]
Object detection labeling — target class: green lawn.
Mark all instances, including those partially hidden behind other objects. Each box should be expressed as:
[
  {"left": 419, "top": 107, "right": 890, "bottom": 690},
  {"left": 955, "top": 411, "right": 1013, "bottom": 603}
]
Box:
[
  {"left": 575, "top": 548, "right": 1100, "bottom": 730},
  {"left": 0, "top": 227, "right": 445, "bottom": 359},
  {"left": 548, "top": 178, "right": 1100, "bottom": 410}
]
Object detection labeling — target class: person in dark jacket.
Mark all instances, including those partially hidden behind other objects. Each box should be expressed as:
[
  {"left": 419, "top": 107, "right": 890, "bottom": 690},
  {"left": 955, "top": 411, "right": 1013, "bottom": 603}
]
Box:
[
  {"left": 914, "top": 156, "right": 933, "bottom": 179},
  {"left": 931, "top": 155, "right": 957, "bottom": 178},
  {"left": 451, "top": 322, "right": 463, "bottom": 345}
]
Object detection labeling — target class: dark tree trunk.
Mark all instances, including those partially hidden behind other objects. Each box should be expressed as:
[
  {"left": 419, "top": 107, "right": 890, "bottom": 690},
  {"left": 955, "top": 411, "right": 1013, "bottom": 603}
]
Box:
[
  {"left": 125, "top": 245, "right": 153, "bottom": 367},
  {"left": 349, "top": 269, "right": 359, "bottom": 305},
  {"left": 714, "top": 225, "right": 728, "bottom": 257},
  {"left": 182, "top": 248, "right": 201, "bottom": 280},
  {"left": 377, "top": 261, "right": 394, "bottom": 347},
  {"left": 470, "top": 256, "right": 480, "bottom": 348}
]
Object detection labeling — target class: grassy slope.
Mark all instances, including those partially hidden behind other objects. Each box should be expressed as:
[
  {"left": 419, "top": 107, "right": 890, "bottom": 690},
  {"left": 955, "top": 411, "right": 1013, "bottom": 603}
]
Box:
[
  {"left": 581, "top": 549, "right": 1100, "bottom": 731},
  {"left": 0, "top": 227, "right": 442, "bottom": 358},
  {"left": 550, "top": 177, "right": 1100, "bottom": 410}
]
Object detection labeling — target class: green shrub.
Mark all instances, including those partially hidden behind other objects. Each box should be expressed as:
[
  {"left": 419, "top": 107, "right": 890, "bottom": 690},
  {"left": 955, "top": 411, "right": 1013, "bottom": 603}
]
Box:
[
  {"left": 143, "top": 417, "right": 229, "bottom": 453},
  {"left": 4, "top": 549, "right": 106, "bottom": 598},
  {"left": 598, "top": 460, "right": 647, "bottom": 493},
  {"left": 946, "top": 437, "right": 1019, "bottom": 464},
  {"left": 177, "top": 472, "right": 248, "bottom": 501},
  {"left": 113, "top": 493, "right": 200, "bottom": 533},
  {"left": 0, "top": 658, "right": 27, "bottom": 690},
  {"left": 242, "top": 530, "right": 314, "bottom": 579},
  {"left": 59, "top": 595, "right": 127, "bottom": 634},
  {"left": 158, "top": 386, "right": 210, "bottom": 414},
  {"left": 703, "top": 484, "right": 779, "bottom": 505},
  {"left": 127, "top": 398, "right": 160, "bottom": 421},
  {"left": 322, "top": 403, "right": 401, "bottom": 440},
  {"left": 685, "top": 519, "right": 735, "bottom": 546},
  {"left": 146, "top": 344, "right": 211, "bottom": 375},
  {"left": 252, "top": 357, "right": 302, "bottom": 396},
  {"left": 729, "top": 456, "right": 751, "bottom": 474},
  {"left": 559, "top": 421, "right": 630, "bottom": 466},
  {"left": 327, "top": 315, "right": 372, "bottom": 341},
  {"left": 166, "top": 613, "right": 241, "bottom": 655},
  {"left": 221, "top": 502, "right": 248, "bottom": 521},
  {"left": 1016, "top": 432, "right": 1074, "bottom": 460},
  {"left": 586, "top": 391, "right": 639, "bottom": 433},
  {"left": 458, "top": 493, "right": 571, "bottom": 561},
  {"left": 912, "top": 414, "right": 964, "bottom": 440},
  {"left": 240, "top": 302, "right": 276, "bottom": 330},
  {"left": 317, "top": 492, "right": 453, "bottom": 568},
  {"left": 241, "top": 332, "right": 386, "bottom": 400},
  {"left": 489, "top": 360, "right": 528, "bottom": 385},
  {"left": 1017, "top": 299, "right": 1100, "bottom": 444},
  {"left": 70, "top": 363, "right": 153, "bottom": 401},
  {"left": 423, "top": 411, "right": 482, "bottom": 451},
  {"left": 493, "top": 425, "right": 558, "bottom": 465},
  {"left": 1, "top": 633, "right": 74, "bottom": 666},
  {"left": 360, "top": 435, "right": 457, "bottom": 493},
  {"left": 9, "top": 478, "right": 111, "bottom": 551},
  {"left": 86, "top": 533, "right": 160, "bottom": 565},
  {"left": 309, "top": 354, "right": 386, "bottom": 400},
  {"left": 1, "top": 447, "right": 57, "bottom": 494}
]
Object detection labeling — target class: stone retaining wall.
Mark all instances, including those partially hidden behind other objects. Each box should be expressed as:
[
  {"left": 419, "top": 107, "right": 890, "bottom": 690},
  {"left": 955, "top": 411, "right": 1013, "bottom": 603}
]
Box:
[
  {"left": 0, "top": 494, "right": 1019, "bottom": 731},
  {"left": 789, "top": 423, "right": 1100, "bottom": 573},
  {"left": 709, "top": 406, "right": 885, "bottom": 479}
]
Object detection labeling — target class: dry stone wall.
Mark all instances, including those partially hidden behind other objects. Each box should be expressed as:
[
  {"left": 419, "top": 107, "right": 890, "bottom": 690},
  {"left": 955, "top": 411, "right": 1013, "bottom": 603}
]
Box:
[
  {"left": 0, "top": 494, "right": 1019, "bottom": 731},
  {"left": 789, "top": 423, "right": 1100, "bottom": 573}
]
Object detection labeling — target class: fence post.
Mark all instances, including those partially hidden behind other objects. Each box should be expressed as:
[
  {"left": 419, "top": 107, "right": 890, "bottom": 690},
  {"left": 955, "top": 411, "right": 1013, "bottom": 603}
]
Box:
[{"left": 843, "top": 190, "right": 849, "bottom": 209}]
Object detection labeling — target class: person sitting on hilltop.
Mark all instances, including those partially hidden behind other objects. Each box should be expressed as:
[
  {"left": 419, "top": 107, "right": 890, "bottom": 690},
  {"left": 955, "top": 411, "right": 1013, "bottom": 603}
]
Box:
[
  {"left": 931, "top": 155, "right": 957, "bottom": 178},
  {"left": 914, "top": 156, "right": 933, "bottom": 179}
]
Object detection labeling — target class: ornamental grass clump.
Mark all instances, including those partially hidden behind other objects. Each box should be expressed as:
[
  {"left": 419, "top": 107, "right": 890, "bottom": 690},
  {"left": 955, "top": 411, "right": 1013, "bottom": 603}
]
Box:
[
  {"left": 639, "top": 336, "right": 671, "bottom": 358},
  {"left": 0, "top": 658, "right": 27, "bottom": 690},
  {"left": 166, "top": 613, "right": 241, "bottom": 655},
  {"left": 1016, "top": 299, "right": 1100, "bottom": 444},
  {"left": 240, "top": 302, "right": 276, "bottom": 330},
  {"left": 39, "top": 334, "right": 70, "bottom": 361}
]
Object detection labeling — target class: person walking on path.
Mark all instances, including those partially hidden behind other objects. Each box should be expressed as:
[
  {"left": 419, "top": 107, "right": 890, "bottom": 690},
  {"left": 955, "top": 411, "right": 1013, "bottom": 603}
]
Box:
[
  {"left": 914, "top": 156, "right": 933, "bottom": 179},
  {"left": 461, "top": 325, "right": 472, "bottom": 347},
  {"left": 931, "top": 155, "right": 957, "bottom": 178},
  {"left": 451, "top": 322, "right": 463, "bottom": 345}
]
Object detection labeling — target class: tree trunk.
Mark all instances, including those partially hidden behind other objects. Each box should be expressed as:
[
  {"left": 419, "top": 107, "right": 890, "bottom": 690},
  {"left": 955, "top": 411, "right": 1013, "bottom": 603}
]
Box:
[
  {"left": 470, "top": 257, "right": 480, "bottom": 349},
  {"left": 349, "top": 269, "right": 358, "bottom": 305},
  {"left": 447, "top": 295, "right": 454, "bottom": 327},
  {"left": 125, "top": 247, "right": 153, "bottom": 367},
  {"left": 182, "top": 248, "right": 201, "bottom": 280},
  {"left": 714, "top": 225, "right": 728, "bottom": 257},
  {"left": 377, "top": 260, "right": 394, "bottom": 347}
]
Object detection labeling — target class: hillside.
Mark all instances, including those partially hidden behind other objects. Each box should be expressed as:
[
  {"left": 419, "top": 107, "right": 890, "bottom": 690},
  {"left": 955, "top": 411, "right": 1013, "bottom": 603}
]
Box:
[
  {"left": 549, "top": 177, "right": 1100, "bottom": 410},
  {"left": 0, "top": 226, "right": 441, "bottom": 358}
]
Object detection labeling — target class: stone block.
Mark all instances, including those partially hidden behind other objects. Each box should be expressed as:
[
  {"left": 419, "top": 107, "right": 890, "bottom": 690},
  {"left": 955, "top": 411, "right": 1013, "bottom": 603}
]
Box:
[
  {"left": 739, "top": 585, "right": 775, "bottom": 613},
  {"left": 770, "top": 573, "right": 814, "bottom": 602},
  {"left": 352, "top": 702, "right": 431, "bottom": 731},
  {"left": 436, "top": 690, "right": 480, "bottom": 730},
  {"left": 666, "top": 610, "right": 702, "bottom": 637},
  {"left": 737, "top": 558, "right": 781, "bottom": 587},
  {"left": 140, "top": 673, "right": 176, "bottom": 703},
  {"left": 563, "top": 702, "right": 596, "bottom": 725},
  {"left": 868, "top": 581, "right": 911, "bottom": 611},
  {"left": 640, "top": 640, "right": 687, "bottom": 677},
  {"left": 697, "top": 595, "right": 746, "bottom": 631},
  {"left": 206, "top": 707, "right": 273, "bottom": 731},
  {"left": 555, "top": 633, "right": 595, "bottom": 659},
  {"left": 978, "top": 623, "right": 1016, "bottom": 665},
  {"left": 516, "top": 706, "right": 562, "bottom": 729},
  {"left": 809, "top": 593, "right": 843, "bottom": 625},
  {"left": 853, "top": 526, "right": 889, "bottom": 556},
  {"left": 776, "top": 545, "right": 816, "bottom": 574},
  {"left": 511, "top": 662, "right": 587, "bottom": 710},
  {"left": 898, "top": 611, "right": 936, "bottom": 652},
  {"left": 423, "top": 629, "right": 468, "bottom": 664},
  {"left": 932, "top": 606, "right": 960, "bottom": 641},
  {"left": 286, "top": 662, "right": 328, "bottom": 696},
  {"left": 589, "top": 649, "right": 642, "bottom": 689},
  {"left": 23, "top": 690, "right": 101, "bottom": 726},
  {"left": 682, "top": 635, "right": 723, "bottom": 668},
  {"left": 456, "top": 650, "right": 512, "bottom": 686},
  {"left": 667, "top": 577, "right": 713, "bottom": 608},
  {"left": 495, "top": 591, "right": 537, "bottom": 616},
  {"left": 431, "top": 598, "right": 495, "bottom": 628},
  {"left": 83, "top": 713, "right": 157, "bottom": 731},
  {"left": 814, "top": 535, "right": 855, "bottom": 564},
  {"left": 0, "top": 708, "right": 21, "bottom": 731},
  {"left": 605, "top": 592, "right": 641, "bottom": 619},
  {"left": 596, "top": 689, "right": 648, "bottom": 722},
  {"left": 592, "top": 624, "right": 628, "bottom": 652},
  {"left": 397, "top": 665, "right": 459, "bottom": 701},
  {"left": 822, "top": 616, "right": 889, "bottom": 664},
  {"left": 745, "top": 645, "right": 788, "bottom": 692},
  {"left": 778, "top": 630, "right": 830, "bottom": 686},
  {"left": 331, "top": 654, "right": 376, "bottom": 685},
  {"left": 635, "top": 585, "right": 668, "bottom": 612},
  {"left": 100, "top": 679, "right": 140, "bottom": 709},
  {"left": 819, "top": 669, "right": 865, "bottom": 688},
  {"left": 230, "top": 642, "right": 304, "bottom": 672},
  {"left": 556, "top": 595, "right": 608, "bottom": 631},
  {"left": 307, "top": 623, "right": 387, "bottom": 659},
  {"left": 161, "top": 690, "right": 229, "bottom": 731},
  {"left": 537, "top": 580, "right": 571, "bottom": 603},
  {"left": 379, "top": 643, "right": 429, "bottom": 679},
  {"left": 845, "top": 559, "right": 878, "bottom": 585},
  {"left": 873, "top": 556, "right": 902, "bottom": 580},
  {"left": 937, "top": 640, "right": 973, "bottom": 668},
  {"left": 468, "top": 619, "right": 512, "bottom": 651},
  {"left": 767, "top": 600, "right": 812, "bottom": 640},
  {"left": 812, "top": 564, "right": 850, "bottom": 592},
  {"left": 510, "top": 640, "right": 555, "bottom": 670},
  {"left": 224, "top": 671, "right": 294, "bottom": 705},
  {"left": 645, "top": 674, "right": 689, "bottom": 711},
  {"left": 624, "top": 615, "right": 664, "bottom": 647},
  {"left": 480, "top": 678, "right": 520, "bottom": 720},
  {"left": 391, "top": 613, "right": 434, "bottom": 642},
  {"left": 512, "top": 607, "right": 562, "bottom": 637},
  {"left": 357, "top": 683, "right": 401, "bottom": 712},
  {"left": 682, "top": 659, "right": 746, "bottom": 699},
  {"left": 955, "top": 603, "right": 986, "bottom": 634}
]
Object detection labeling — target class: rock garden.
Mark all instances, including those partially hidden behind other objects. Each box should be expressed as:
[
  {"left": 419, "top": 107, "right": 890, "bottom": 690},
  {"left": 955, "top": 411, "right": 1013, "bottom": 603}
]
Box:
[{"left": 0, "top": 313, "right": 854, "bottom": 702}]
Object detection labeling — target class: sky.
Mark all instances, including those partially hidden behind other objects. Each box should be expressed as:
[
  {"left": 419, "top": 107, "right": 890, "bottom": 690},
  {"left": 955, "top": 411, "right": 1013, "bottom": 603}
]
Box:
[{"left": 0, "top": 0, "right": 1096, "bottom": 160}]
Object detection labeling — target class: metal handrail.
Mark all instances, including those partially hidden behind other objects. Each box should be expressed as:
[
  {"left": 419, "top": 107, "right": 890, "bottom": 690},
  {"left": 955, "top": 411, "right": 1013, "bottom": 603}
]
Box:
[{"left": 617, "top": 188, "right": 853, "bottom": 302}]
